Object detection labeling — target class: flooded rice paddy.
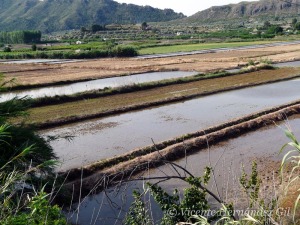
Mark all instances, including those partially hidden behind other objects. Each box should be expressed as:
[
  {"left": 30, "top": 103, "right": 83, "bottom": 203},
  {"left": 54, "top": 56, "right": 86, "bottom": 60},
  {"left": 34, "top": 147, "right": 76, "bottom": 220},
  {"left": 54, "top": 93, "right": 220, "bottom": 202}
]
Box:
[
  {"left": 43, "top": 78, "right": 300, "bottom": 171},
  {"left": 275, "top": 60, "right": 300, "bottom": 68},
  {"left": 67, "top": 116, "right": 300, "bottom": 225},
  {"left": 2, "top": 59, "right": 300, "bottom": 102},
  {"left": 0, "top": 71, "right": 197, "bottom": 101}
]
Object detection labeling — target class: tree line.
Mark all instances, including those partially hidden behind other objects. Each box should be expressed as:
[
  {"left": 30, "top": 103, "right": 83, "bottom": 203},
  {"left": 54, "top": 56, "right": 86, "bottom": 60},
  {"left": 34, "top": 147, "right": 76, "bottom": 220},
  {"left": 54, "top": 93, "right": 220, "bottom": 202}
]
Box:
[{"left": 0, "top": 30, "right": 41, "bottom": 44}]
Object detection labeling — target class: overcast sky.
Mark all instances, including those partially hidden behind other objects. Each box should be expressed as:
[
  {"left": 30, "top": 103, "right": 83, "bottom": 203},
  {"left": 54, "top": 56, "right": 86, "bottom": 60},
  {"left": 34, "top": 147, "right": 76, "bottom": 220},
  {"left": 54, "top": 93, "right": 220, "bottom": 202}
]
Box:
[{"left": 115, "top": 0, "right": 258, "bottom": 16}]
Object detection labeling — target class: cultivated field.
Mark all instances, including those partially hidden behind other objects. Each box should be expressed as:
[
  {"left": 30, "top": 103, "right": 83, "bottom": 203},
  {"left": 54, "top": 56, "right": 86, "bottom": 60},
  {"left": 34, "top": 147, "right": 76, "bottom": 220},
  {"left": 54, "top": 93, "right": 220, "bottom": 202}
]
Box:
[
  {"left": 2, "top": 42, "right": 300, "bottom": 87},
  {"left": 25, "top": 67, "right": 300, "bottom": 126}
]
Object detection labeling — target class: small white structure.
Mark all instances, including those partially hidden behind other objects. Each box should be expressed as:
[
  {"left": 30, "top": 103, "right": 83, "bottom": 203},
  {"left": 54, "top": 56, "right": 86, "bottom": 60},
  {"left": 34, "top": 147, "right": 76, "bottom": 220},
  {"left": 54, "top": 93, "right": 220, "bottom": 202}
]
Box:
[{"left": 76, "top": 41, "right": 82, "bottom": 45}]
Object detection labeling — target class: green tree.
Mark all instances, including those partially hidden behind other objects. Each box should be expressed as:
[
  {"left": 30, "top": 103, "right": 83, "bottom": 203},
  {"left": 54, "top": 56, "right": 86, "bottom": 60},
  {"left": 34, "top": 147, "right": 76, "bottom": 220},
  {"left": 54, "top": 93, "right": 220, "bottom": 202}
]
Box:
[
  {"left": 141, "top": 22, "right": 148, "bottom": 31},
  {"left": 267, "top": 25, "right": 283, "bottom": 35},
  {"left": 31, "top": 44, "right": 37, "bottom": 51},
  {"left": 3, "top": 46, "right": 11, "bottom": 52},
  {"left": 91, "top": 24, "right": 104, "bottom": 32},
  {"left": 0, "top": 30, "right": 41, "bottom": 44},
  {"left": 294, "top": 22, "right": 300, "bottom": 30},
  {"left": 80, "top": 26, "right": 87, "bottom": 33},
  {"left": 263, "top": 20, "right": 271, "bottom": 29}
]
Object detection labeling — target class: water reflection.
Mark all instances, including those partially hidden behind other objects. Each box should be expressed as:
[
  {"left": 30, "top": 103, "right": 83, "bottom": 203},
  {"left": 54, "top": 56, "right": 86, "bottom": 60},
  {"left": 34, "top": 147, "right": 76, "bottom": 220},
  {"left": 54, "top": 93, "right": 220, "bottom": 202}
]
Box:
[
  {"left": 0, "top": 71, "right": 198, "bottom": 101},
  {"left": 67, "top": 117, "right": 300, "bottom": 225},
  {"left": 44, "top": 78, "right": 300, "bottom": 170}
]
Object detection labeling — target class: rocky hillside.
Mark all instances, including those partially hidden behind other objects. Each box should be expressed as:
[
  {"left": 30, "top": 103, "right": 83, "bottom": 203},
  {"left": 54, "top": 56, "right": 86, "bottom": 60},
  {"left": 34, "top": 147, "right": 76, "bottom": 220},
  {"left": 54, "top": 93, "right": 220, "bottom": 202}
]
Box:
[
  {"left": 0, "top": 0, "right": 185, "bottom": 32},
  {"left": 185, "top": 0, "right": 300, "bottom": 22}
]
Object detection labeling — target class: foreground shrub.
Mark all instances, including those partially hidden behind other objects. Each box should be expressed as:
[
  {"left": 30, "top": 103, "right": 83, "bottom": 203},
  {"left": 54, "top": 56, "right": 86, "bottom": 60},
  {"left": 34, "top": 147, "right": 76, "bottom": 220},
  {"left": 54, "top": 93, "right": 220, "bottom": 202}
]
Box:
[
  {"left": 0, "top": 78, "right": 66, "bottom": 224},
  {"left": 125, "top": 128, "right": 300, "bottom": 225}
]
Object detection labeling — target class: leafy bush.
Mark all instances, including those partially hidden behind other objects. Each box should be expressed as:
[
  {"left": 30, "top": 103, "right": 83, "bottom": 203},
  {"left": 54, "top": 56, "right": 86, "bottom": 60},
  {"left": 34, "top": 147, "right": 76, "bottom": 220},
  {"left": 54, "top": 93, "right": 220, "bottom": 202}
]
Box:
[
  {"left": 267, "top": 25, "right": 283, "bottom": 35},
  {"left": 247, "top": 59, "right": 256, "bottom": 66},
  {"left": 294, "top": 22, "right": 300, "bottom": 31},
  {"left": 111, "top": 45, "right": 138, "bottom": 57},
  {"left": 261, "top": 33, "right": 275, "bottom": 39},
  {"left": 125, "top": 130, "right": 300, "bottom": 225},
  {"left": 125, "top": 167, "right": 213, "bottom": 225},
  {"left": 0, "top": 45, "right": 138, "bottom": 59},
  {"left": 32, "top": 44, "right": 37, "bottom": 51},
  {"left": 3, "top": 46, "right": 11, "bottom": 52},
  {"left": 1, "top": 190, "right": 67, "bottom": 225}
]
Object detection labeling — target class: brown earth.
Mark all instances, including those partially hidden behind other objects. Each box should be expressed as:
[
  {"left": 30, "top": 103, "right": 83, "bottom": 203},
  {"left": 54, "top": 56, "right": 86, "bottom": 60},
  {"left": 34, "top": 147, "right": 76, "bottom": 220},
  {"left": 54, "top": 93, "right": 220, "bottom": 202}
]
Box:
[{"left": 2, "top": 43, "right": 300, "bottom": 86}]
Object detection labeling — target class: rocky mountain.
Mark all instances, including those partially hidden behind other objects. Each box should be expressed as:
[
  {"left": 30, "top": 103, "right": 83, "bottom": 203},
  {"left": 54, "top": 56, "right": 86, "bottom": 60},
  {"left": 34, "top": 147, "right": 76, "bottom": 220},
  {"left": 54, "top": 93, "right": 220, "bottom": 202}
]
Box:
[
  {"left": 0, "top": 0, "right": 185, "bottom": 32},
  {"left": 185, "top": 0, "right": 300, "bottom": 23}
]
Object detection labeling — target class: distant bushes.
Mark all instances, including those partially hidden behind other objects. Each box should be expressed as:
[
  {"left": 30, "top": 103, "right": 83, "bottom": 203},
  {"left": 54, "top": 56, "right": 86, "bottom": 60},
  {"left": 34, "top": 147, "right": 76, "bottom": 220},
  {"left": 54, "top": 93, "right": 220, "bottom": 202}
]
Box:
[
  {"left": 3, "top": 46, "right": 11, "bottom": 52},
  {"left": 198, "top": 28, "right": 280, "bottom": 40},
  {"left": 111, "top": 45, "right": 138, "bottom": 57},
  {"left": 0, "top": 30, "right": 41, "bottom": 44},
  {"left": 0, "top": 45, "right": 138, "bottom": 59}
]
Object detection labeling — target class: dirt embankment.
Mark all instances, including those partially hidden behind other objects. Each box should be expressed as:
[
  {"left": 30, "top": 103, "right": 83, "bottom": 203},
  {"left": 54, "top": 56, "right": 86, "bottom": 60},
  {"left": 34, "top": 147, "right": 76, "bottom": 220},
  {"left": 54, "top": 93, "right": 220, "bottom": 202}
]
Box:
[
  {"left": 60, "top": 102, "right": 300, "bottom": 200},
  {"left": 3, "top": 43, "right": 300, "bottom": 87}
]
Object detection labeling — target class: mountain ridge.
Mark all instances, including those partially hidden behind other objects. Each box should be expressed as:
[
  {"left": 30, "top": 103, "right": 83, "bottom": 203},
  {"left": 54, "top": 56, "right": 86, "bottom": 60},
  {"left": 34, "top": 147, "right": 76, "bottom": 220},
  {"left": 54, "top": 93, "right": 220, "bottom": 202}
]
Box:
[
  {"left": 0, "top": 0, "right": 185, "bottom": 32},
  {"left": 184, "top": 0, "right": 300, "bottom": 23}
]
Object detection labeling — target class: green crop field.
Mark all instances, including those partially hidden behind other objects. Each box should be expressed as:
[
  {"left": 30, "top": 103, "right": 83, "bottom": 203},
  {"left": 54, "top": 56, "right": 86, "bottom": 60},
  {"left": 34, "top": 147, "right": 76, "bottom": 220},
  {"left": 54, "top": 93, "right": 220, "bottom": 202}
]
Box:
[{"left": 138, "top": 41, "right": 278, "bottom": 55}]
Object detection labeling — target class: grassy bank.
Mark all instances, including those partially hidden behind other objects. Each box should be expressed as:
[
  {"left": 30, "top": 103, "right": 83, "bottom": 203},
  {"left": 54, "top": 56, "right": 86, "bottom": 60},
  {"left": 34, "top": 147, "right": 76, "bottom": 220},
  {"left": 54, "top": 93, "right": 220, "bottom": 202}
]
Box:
[{"left": 20, "top": 67, "right": 300, "bottom": 127}]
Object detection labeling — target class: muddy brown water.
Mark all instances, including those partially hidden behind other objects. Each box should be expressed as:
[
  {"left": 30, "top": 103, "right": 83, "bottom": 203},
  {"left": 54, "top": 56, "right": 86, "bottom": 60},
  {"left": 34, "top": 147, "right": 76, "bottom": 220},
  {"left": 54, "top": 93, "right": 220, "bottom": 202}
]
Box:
[
  {"left": 43, "top": 78, "right": 300, "bottom": 171},
  {"left": 66, "top": 117, "right": 300, "bottom": 225},
  {"left": 0, "top": 71, "right": 198, "bottom": 101}
]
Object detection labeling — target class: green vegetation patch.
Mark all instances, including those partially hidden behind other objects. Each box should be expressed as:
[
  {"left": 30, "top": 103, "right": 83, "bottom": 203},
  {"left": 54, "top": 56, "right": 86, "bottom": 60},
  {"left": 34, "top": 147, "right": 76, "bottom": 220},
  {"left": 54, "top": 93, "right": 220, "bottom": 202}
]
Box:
[{"left": 139, "top": 40, "right": 276, "bottom": 55}]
